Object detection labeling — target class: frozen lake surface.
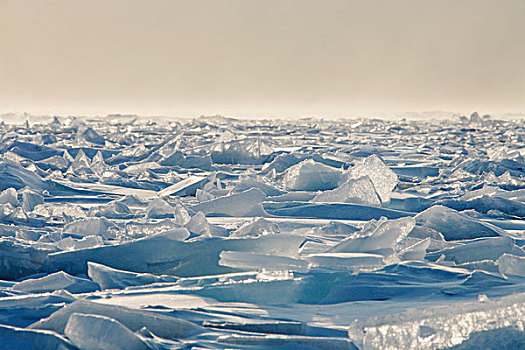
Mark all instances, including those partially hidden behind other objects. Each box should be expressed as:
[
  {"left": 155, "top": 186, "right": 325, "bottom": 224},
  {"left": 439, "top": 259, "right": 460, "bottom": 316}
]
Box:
[{"left": 0, "top": 113, "right": 524, "bottom": 349}]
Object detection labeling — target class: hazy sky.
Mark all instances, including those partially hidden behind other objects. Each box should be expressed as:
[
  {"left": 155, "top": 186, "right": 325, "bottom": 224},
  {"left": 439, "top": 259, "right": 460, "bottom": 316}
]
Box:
[{"left": 1, "top": 0, "right": 524, "bottom": 118}]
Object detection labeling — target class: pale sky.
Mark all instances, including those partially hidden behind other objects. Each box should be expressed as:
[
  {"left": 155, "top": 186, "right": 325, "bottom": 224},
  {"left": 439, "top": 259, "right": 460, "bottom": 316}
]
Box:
[{"left": 1, "top": 0, "right": 524, "bottom": 118}]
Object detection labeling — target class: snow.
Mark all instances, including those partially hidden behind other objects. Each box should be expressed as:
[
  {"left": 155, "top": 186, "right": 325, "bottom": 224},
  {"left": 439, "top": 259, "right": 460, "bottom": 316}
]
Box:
[{"left": 1, "top": 114, "right": 525, "bottom": 349}]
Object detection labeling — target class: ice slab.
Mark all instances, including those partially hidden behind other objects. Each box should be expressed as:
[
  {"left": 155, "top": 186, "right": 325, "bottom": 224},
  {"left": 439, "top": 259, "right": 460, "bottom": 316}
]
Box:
[
  {"left": 330, "top": 217, "right": 415, "bottom": 254},
  {"left": 230, "top": 217, "right": 280, "bottom": 238},
  {"left": 219, "top": 251, "right": 309, "bottom": 272},
  {"left": 415, "top": 205, "right": 506, "bottom": 240},
  {"left": 313, "top": 176, "right": 381, "bottom": 206},
  {"left": 42, "top": 231, "right": 305, "bottom": 277},
  {"left": 65, "top": 313, "right": 148, "bottom": 350},
  {"left": 12, "top": 271, "right": 100, "bottom": 294},
  {"left": 0, "top": 324, "right": 75, "bottom": 350},
  {"left": 145, "top": 198, "right": 175, "bottom": 219},
  {"left": 158, "top": 175, "right": 207, "bottom": 197},
  {"left": 348, "top": 292, "right": 525, "bottom": 350},
  {"left": 498, "top": 254, "right": 525, "bottom": 277},
  {"left": 0, "top": 160, "right": 48, "bottom": 191},
  {"left": 87, "top": 262, "right": 178, "bottom": 290},
  {"left": 192, "top": 188, "right": 267, "bottom": 217},
  {"left": 29, "top": 299, "right": 202, "bottom": 339},
  {"left": 426, "top": 236, "right": 520, "bottom": 264},
  {"left": 0, "top": 188, "right": 19, "bottom": 207},
  {"left": 218, "top": 334, "right": 357, "bottom": 349},
  {"left": 308, "top": 253, "right": 385, "bottom": 270},
  {"left": 266, "top": 202, "right": 412, "bottom": 220},
  {"left": 62, "top": 217, "right": 117, "bottom": 238},
  {"left": 347, "top": 154, "right": 398, "bottom": 204},
  {"left": 283, "top": 159, "right": 343, "bottom": 191}
]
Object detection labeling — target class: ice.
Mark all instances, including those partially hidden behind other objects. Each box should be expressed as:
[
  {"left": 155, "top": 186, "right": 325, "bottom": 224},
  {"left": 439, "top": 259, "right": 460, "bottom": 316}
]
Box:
[
  {"left": 415, "top": 205, "right": 506, "bottom": 240},
  {"left": 347, "top": 154, "right": 398, "bottom": 204},
  {"left": 192, "top": 188, "right": 267, "bottom": 216},
  {"left": 12, "top": 271, "right": 100, "bottom": 294},
  {"left": 62, "top": 217, "right": 117, "bottom": 238},
  {"left": 426, "top": 236, "right": 521, "bottom": 264},
  {"left": 330, "top": 217, "right": 415, "bottom": 254},
  {"left": 20, "top": 189, "right": 43, "bottom": 212},
  {"left": 498, "top": 254, "right": 525, "bottom": 277},
  {"left": 218, "top": 334, "right": 357, "bottom": 349},
  {"left": 0, "top": 324, "right": 75, "bottom": 350},
  {"left": 0, "top": 188, "right": 19, "bottom": 207},
  {"left": 57, "top": 235, "right": 104, "bottom": 251},
  {"left": 308, "top": 252, "right": 385, "bottom": 270},
  {"left": 157, "top": 175, "right": 207, "bottom": 197},
  {"left": 0, "top": 160, "right": 47, "bottom": 191},
  {"left": 313, "top": 176, "right": 381, "bottom": 205},
  {"left": 30, "top": 300, "right": 202, "bottom": 339},
  {"left": 348, "top": 292, "right": 525, "bottom": 350},
  {"left": 219, "top": 251, "right": 309, "bottom": 272},
  {"left": 42, "top": 231, "right": 305, "bottom": 277},
  {"left": 2, "top": 116, "right": 525, "bottom": 349},
  {"left": 185, "top": 211, "right": 212, "bottom": 236},
  {"left": 145, "top": 197, "right": 176, "bottom": 219},
  {"left": 77, "top": 126, "right": 106, "bottom": 145},
  {"left": 87, "top": 262, "right": 178, "bottom": 290},
  {"left": 65, "top": 313, "right": 147, "bottom": 350},
  {"left": 283, "top": 159, "right": 343, "bottom": 191},
  {"left": 230, "top": 217, "right": 280, "bottom": 237},
  {"left": 88, "top": 200, "right": 133, "bottom": 219}
]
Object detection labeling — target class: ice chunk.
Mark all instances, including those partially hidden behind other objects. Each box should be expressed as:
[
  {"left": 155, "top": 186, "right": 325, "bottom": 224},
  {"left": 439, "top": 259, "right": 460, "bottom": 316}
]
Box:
[
  {"left": 65, "top": 313, "right": 148, "bottom": 350},
  {"left": 283, "top": 159, "right": 343, "bottom": 191},
  {"left": 233, "top": 176, "right": 285, "bottom": 196},
  {"left": 33, "top": 203, "right": 86, "bottom": 220},
  {"left": 415, "top": 205, "right": 506, "bottom": 240},
  {"left": 158, "top": 175, "right": 207, "bottom": 197},
  {"left": 57, "top": 235, "right": 104, "bottom": 251},
  {"left": 498, "top": 253, "right": 525, "bottom": 277},
  {"left": 42, "top": 231, "right": 304, "bottom": 277},
  {"left": 125, "top": 218, "right": 184, "bottom": 239},
  {"left": 67, "top": 149, "right": 94, "bottom": 176},
  {"left": 87, "top": 262, "right": 178, "bottom": 290},
  {"left": 218, "top": 334, "right": 357, "bottom": 349},
  {"left": 20, "top": 188, "right": 44, "bottom": 212},
  {"left": 315, "top": 221, "right": 359, "bottom": 236},
  {"left": 192, "top": 188, "right": 267, "bottom": 217},
  {"left": 30, "top": 300, "right": 202, "bottom": 339},
  {"left": 0, "top": 187, "right": 19, "bottom": 207},
  {"left": 0, "top": 324, "right": 75, "bottom": 350},
  {"left": 330, "top": 217, "right": 415, "bottom": 254},
  {"left": 308, "top": 253, "right": 385, "bottom": 270},
  {"left": 398, "top": 238, "right": 431, "bottom": 261},
  {"left": 63, "top": 217, "right": 117, "bottom": 238},
  {"left": 0, "top": 239, "right": 50, "bottom": 280},
  {"left": 145, "top": 198, "right": 174, "bottom": 219},
  {"left": 185, "top": 211, "right": 211, "bottom": 236},
  {"left": 313, "top": 176, "right": 381, "bottom": 205},
  {"left": 347, "top": 154, "right": 398, "bottom": 204},
  {"left": 426, "top": 236, "right": 518, "bottom": 264},
  {"left": 219, "top": 251, "right": 309, "bottom": 272},
  {"left": 88, "top": 200, "right": 133, "bottom": 219},
  {"left": 230, "top": 217, "right": 279, "bottom": 238},
  {"left": 77, "top": 126, "right": 105, "bottom": 145},
  {"left": 348, "top": 292, "right": 525, "bottom": 350},
  {"left": 0, "top": 160, "right": 47, "bottom": 191},
  {"left": 210, "top": 138, "right": 273, "bottom": 164},
  {"left": 12, "top": 271, "right": 100, "bottom": 294}
]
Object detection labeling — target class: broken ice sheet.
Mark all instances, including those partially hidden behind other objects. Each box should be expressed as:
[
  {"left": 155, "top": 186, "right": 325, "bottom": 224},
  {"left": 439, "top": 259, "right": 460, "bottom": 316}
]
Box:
[{"left": 348, "top": 292, "right": 525, "bottom": 350}]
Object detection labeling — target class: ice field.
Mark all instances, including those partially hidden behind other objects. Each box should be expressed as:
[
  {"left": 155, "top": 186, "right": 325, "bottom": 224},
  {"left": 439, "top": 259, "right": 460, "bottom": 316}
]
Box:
[{"left": 0, "top": 113, "right": 525, "bottom": 349}]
